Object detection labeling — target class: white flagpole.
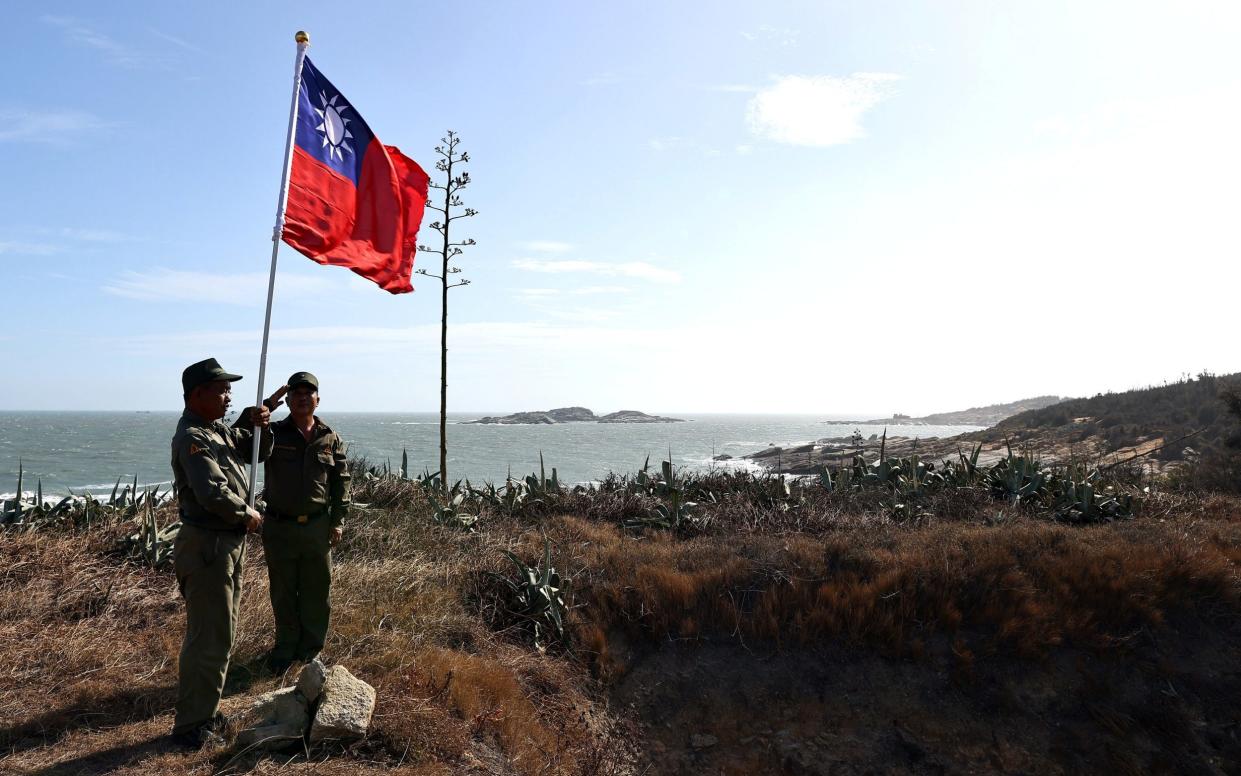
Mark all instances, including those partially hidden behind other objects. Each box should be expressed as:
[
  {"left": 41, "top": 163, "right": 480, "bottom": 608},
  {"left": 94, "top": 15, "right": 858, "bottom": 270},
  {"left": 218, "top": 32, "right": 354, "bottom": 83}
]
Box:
[{"left": 248, "top": 30, "right": 311, "bottom": 508}]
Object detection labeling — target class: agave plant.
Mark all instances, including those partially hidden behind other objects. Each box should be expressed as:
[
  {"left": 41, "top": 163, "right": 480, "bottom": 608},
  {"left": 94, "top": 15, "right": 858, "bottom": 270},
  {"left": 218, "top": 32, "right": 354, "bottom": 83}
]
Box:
[
  {"left": 120, "top": 492, "right": 179, "bottom": 568},
  {"left": 426, "top": 490, "right": 479, "bottom": 531},
  {"left": 521, "top": 452, "right": 561, "bottom": 496},
  {"left": 941, "top": 443, "right": 984, "bottom": 487},
  {"left": 491, "top": 538, "right": 568, "bottom": 650},
  {"left": 624, "top": 456, "right": 702, "bottom": 530},
  {"left": 1051, "top": 476, "right": 1133, "bottom": 524},
  {"left": 986, "top": 445, "right": 1049, "bottom": 505}
]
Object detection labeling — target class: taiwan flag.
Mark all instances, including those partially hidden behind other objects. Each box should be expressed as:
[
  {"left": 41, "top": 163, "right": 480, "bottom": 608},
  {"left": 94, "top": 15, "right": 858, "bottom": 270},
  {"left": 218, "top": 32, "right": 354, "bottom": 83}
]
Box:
[{"left": 281, "top": 57, "right": 429, "bottom": 294}]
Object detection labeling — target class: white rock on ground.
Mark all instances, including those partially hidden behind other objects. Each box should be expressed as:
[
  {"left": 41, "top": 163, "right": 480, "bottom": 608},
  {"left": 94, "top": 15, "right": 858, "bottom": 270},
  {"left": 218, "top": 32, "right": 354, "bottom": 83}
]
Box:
[
  {"left": 309, "top": 665, "right": 376, "bottom": 742},
  {"left": 235, "top": 686, "right": 309, "bottom": 749},
  {"left": 296, "top": 658, "right": 328, "bottom": 704}
]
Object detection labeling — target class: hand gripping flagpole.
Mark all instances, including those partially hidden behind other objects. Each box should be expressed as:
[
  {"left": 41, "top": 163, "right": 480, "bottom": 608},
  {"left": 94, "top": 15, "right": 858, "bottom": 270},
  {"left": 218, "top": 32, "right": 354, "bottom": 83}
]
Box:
[{"left": 248, "top": 30, "right": 311, "bottom": 509}]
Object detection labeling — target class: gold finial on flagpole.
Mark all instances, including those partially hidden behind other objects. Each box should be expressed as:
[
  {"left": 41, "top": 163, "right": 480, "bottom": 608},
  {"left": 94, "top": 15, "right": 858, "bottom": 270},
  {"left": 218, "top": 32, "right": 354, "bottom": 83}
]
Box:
[{"left": 295, "top": 31, "right": 310, "bottom": 44}]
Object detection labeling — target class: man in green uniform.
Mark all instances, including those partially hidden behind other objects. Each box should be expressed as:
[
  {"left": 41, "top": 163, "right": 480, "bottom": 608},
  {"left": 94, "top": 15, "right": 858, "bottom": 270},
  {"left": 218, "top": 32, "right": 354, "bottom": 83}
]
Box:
[
  {"left": 169, "top": 358, "right": 285, "bottom": 748},
  {"left": 261, "top": 371, "right": 350, "bottom": 674}
]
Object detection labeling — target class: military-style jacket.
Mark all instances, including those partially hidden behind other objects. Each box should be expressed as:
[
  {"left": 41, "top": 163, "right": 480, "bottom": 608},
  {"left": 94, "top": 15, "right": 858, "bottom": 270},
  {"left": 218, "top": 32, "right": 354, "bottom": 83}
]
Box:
[
  {"left": 172, "top": 409, "right": 274, "bottom": 531},
  {"left": 262, "top": 416, "right": 350, "bottom": 527}
]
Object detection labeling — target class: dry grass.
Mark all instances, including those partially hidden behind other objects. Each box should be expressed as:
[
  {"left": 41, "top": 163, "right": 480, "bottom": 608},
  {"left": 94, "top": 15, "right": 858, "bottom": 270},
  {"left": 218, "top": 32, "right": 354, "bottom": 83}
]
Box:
[
  {"left": 543, "top": 512, "right": 1241, "bottom": 670},
  {"left": 2, "top": 484, "right": 1240, "bottom": 774},
  {"left": 0, "top": 503, "right": 630, "bottom": 775}
]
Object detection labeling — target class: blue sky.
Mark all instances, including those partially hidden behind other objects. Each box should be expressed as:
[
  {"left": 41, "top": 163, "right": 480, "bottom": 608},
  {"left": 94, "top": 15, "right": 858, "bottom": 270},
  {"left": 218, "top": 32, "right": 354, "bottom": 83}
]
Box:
[{"left": 2, "top": 1, "right": 1239, "bottom": 414}]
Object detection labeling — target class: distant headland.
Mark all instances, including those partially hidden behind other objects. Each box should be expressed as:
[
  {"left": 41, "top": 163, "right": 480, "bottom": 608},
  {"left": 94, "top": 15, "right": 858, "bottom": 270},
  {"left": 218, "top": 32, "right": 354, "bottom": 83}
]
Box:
[
  {"left": 836, "top": 396, "right": 1065, "bottom": 427},
  {"left": 465, "top": 407, "right": 685, "bottom": 424}
]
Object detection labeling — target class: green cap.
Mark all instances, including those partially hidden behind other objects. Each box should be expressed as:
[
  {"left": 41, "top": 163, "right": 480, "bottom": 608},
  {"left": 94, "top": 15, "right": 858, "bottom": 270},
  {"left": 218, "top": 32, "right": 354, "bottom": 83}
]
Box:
[
  {"left": 182, "top": 358, "right": 243, "bottom": 393},
  {"left": 287, "top": 371, "right": 319, "bottom": 391}
]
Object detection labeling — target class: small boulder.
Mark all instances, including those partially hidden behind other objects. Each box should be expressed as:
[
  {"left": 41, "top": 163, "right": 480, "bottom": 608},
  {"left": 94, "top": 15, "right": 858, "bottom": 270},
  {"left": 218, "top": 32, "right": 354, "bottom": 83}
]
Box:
[
  {"left": 310, "top": 665, "right": 376, "bottom": 742},
  {"left": 296, "top": 658, "right": 328, "bottom": 704},
  {"left": 236, "top": 721, "right": 305, "bottom": 749},
  {"left": 235, "top": 687, "right": 308, "bottom": 749}
]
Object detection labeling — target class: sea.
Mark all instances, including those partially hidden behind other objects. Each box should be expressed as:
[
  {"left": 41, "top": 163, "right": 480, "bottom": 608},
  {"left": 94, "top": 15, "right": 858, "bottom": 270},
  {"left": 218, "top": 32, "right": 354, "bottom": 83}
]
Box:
[{"left": 0, "top": 411, "right": 982, "bottom": 498}]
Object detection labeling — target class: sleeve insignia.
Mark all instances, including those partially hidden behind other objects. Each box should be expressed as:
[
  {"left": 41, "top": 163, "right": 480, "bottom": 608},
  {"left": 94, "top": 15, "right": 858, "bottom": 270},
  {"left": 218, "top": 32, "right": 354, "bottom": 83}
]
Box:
[{"left": 188, "top": 442, "right": 204, "bottom": 456}]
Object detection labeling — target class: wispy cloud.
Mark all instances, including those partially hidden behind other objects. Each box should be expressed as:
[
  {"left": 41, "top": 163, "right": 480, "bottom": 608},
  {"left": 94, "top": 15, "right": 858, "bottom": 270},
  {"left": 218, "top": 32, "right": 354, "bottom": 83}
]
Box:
[
  {"left": 647, "top": 136, "right": 686, "bottom": 152},
  {"left": 114, "top": 320, "right": 671, "bottom": 357},
  {"left": 102, "top": 269, "right": 339, "bottom": 304},
  {"left": 0, "top": 109, "right": 107, "bottom": 144},
  {"left": 647, "top": 136, "right": 722, "bottom": 156},
  {"left": 746, "top": 73, "right": 900, "bottom": 147},
  {"left": 740, "top": 25, "right": 800, "bottom": 47},
  {"left": 41, "top": 15, "right": 148, "bottom": 67},
  {"left": 0, "top": 241, "right": 60, "bottom": 256},
  {"left": 573, "top": 285, "right": 629, "bottom": 295},
  {"left": 147, "top": 26, "right": 203, "bottom": 53},
  {"left": 519, "top": 240, "right": 575, "bottom": 254},
  {"left": 514, "top": 285, "right": 630, "bottom": 299},
  {"left": 512, "top": 259, "right": 680, "bottom": 283},
  {"left": 60, "top": 228, "right": 128, "bottom": 243}
]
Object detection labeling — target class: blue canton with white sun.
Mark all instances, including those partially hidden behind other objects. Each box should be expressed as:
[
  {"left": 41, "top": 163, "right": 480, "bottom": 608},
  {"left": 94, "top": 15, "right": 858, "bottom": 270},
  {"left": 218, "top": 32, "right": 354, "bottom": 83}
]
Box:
[{"left": 293, "top": 57, "right": 376, "bottom": 185}]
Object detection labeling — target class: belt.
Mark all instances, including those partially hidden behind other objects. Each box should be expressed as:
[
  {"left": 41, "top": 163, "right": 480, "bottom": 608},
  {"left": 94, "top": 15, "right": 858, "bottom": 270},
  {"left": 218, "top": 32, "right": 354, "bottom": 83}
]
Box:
[
  {"left": 179, "top": 510, "right": 246, "bottom": 534},
  {"left": 265, "top": 508, "right": 328, "bottom": 524}
]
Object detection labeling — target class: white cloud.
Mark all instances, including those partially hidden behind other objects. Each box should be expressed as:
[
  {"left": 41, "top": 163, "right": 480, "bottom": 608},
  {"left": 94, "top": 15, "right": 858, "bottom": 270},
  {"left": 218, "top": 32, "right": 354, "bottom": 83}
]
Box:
[
  {"left": 114, "top": 320, "right": 673, "bottom": 358},
  {"left": 515, "top": 285, "right": 629, "bottom": 298},
  {"left": 0, "top": 109, "right": 107, "bottom": 144},
  {"left": 746, "top": 73, "right": 900, "bottom": 147},
  {"left": 647, "top": 136, "right": 720, "bottom": 156},
  {"left": 102, "top": 269, "right": 339, "bottom": 304},
  {"left": 147, "top": 26, "right": 202, "bottom": 53},
  {"left": 61, "top": 228, "right": 128, "bottom": 242},
  {"left": 0, "top": 241, "right": 60, "bottom": 256},
  {"left": 741, "top": 25, "right": 800, "bottom": 47},
  {"left": 573, "top": 286, "right": 629, "bottom": 295},
  {"left": 41, "top": 15, "right": 148, "bottom": 67},
  {"left": 519, "top": 240, "right": 574, "bottom": 253},
  {"left": 511, "top": 259, "right": 680, "bottom": 283}
]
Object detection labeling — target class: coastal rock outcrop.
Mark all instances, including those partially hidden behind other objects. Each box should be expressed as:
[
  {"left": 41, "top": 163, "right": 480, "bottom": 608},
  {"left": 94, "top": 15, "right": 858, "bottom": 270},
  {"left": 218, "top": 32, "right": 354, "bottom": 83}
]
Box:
[
  {"left": 466, "top": 407, "right": 684, "bottom": 424},
  {"left": 598, "top": 410, "right": 683, "bottom": 423}
]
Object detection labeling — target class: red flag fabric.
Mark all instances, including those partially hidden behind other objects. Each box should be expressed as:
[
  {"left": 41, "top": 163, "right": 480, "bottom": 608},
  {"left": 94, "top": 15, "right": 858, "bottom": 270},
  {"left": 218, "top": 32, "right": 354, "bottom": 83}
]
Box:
[{"left": 281, "top": 57, "right": 429, "bottom": 294}]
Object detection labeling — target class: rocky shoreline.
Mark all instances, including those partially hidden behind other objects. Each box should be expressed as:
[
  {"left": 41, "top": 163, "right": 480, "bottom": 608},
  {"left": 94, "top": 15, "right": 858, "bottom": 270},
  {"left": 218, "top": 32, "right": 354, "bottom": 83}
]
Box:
[{"left": 465, "top": 406, "right": 684, "bottom": 425}]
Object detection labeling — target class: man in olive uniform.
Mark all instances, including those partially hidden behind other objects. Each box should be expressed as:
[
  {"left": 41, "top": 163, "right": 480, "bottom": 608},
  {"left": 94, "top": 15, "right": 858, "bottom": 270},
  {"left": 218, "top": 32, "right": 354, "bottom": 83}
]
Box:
[
  {"left": 261, "top": 371, "right": 350, "bottom": 674},
  {"left": 170, "top": 358, "right": 285, "bottom": 748}
]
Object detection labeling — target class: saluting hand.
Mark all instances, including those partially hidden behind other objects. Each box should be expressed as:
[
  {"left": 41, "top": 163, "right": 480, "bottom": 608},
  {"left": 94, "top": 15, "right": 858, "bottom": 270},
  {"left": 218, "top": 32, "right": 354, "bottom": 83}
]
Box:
[{"left": 266, "top": 384, "right": 289, "bottom": 411}]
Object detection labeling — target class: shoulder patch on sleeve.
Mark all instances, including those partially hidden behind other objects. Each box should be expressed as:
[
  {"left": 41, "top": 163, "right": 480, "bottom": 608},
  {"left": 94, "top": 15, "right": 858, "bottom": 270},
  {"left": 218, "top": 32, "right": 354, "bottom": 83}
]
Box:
[{"left": 188, "top": 442, "right": 205, "bottom": 456}]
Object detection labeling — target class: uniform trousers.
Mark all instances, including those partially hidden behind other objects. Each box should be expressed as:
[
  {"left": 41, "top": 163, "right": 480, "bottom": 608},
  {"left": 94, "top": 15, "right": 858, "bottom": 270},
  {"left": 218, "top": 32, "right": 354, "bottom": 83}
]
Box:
[
  {"left": 262, "top": 515, "right": 333, "bottom": 661},
  {"left": 172, "top": 524, "right": 245, "bottom": 734}
]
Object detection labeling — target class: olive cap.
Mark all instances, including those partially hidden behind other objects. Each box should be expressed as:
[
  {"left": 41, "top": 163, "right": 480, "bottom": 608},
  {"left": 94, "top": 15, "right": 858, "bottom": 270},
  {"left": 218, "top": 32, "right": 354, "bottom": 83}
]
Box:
[
  {"left": 182, "top": 358, "right": 243, "bottom": 393},
  {"left": 287, "top": 371, "right": 319, "bottom": 391}
]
